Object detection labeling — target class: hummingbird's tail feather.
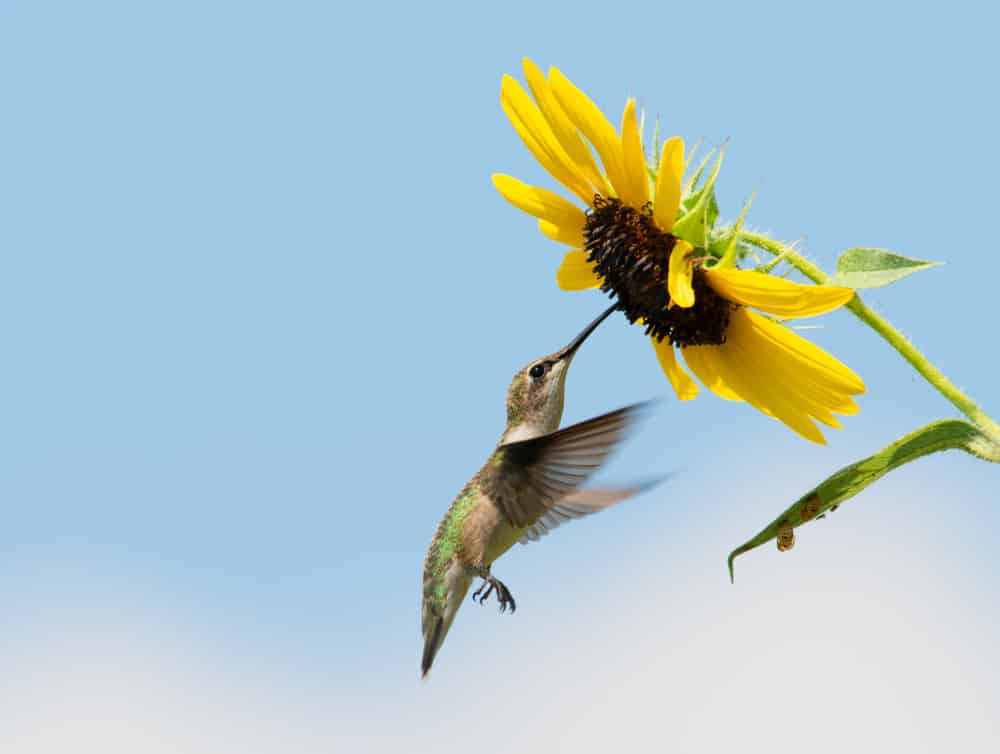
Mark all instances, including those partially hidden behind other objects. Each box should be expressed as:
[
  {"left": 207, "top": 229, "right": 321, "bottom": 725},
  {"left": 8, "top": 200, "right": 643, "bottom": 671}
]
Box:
[
  {"left": 421, "top": 617, "right": 444, "bottom": 678},
  {"left": 421, "top": 565, "right": 473, "bottom": 679}
]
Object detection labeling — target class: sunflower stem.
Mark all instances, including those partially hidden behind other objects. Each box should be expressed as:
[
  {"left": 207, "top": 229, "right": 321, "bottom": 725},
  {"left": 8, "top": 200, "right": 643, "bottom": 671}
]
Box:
[{"left": 740, "top": 230, "right": 1000, "bottom": 444}]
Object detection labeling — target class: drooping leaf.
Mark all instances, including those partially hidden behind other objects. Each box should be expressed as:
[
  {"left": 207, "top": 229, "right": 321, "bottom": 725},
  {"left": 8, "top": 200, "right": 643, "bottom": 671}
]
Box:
[
  {"left": 727, "top": 420, "right": 1000, "bottom": 581},
  {"left": 831, "top": 247, "right": 942, "bottom": 289}
]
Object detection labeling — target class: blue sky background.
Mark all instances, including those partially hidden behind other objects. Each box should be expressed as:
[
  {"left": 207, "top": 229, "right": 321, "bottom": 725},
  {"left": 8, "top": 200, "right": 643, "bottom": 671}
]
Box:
[{"left": 2, "top": 1, "right": 999, "bottom": 751}]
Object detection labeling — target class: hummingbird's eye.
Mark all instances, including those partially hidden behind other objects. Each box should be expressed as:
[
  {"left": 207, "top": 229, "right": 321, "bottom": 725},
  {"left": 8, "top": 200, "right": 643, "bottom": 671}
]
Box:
[{"left": 529, "top": 363, "right": 546, "bottom": 380}]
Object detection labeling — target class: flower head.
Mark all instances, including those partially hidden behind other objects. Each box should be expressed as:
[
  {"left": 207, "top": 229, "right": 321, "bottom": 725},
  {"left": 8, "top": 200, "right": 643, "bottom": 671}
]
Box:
[{"left": 493, "top": 59, "right": 865, "bottom": 444}]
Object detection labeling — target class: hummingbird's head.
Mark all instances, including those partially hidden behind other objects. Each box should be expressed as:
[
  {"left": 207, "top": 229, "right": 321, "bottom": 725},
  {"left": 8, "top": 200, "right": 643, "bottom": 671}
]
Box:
[{"left": 502, "top": 304, "right": 618, "bottom": 443}]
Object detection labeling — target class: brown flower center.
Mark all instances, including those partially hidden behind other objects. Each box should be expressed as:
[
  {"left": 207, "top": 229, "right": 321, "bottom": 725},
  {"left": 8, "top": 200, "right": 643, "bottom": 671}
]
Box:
[{"left": 583, "top": 196, "right": 733, "bottom": 347}]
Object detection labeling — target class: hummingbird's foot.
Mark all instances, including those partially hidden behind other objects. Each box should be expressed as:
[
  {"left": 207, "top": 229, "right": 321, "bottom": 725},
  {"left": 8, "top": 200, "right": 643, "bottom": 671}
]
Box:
[{"left": 472, "top": 574, "right": 516, "bottom": 614}]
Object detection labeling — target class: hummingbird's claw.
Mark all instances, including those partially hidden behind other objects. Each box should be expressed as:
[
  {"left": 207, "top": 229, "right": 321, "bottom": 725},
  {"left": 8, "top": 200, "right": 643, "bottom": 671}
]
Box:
[
  {"left": 472, "top": 574, "right": 516, "bottom": 614},
  {"left": 472, "top": 580, "right": 494, "bottom": 604}
]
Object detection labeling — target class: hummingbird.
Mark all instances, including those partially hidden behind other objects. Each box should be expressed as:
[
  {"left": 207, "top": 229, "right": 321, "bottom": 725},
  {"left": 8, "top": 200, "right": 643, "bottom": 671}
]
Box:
[{"left": 421, "top": 304, "right": 653, "bottom": 677}]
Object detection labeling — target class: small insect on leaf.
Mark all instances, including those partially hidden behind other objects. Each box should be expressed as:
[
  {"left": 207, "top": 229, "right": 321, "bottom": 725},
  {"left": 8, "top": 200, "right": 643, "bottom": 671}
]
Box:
[
  {"left": 799, "top": 494, "right": 822, "bottom": 523},
  {"left": 776, "top": 522, "right": 795, "bottom": 552}
]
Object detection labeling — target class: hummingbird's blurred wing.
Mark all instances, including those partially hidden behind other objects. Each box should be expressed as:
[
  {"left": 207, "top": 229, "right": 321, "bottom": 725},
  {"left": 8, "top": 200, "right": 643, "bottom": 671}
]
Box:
[
  {"left": 517, "top": 479, "right": 665, "bottom": 544},
  {"left": 487, "top": 402, "right": 650, "bottom": 528}
]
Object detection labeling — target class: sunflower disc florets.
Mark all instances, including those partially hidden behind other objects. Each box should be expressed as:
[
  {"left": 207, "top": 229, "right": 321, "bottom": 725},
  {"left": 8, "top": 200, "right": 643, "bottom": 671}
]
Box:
[{"left": 583, "top": 196, "right": 733, "bottom": 347}]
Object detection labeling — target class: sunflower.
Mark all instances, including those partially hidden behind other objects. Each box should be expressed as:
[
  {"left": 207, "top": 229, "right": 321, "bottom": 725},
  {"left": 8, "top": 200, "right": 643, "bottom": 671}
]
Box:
[{"left": 493, "top": 59, "right": 865, "bottom": 444}]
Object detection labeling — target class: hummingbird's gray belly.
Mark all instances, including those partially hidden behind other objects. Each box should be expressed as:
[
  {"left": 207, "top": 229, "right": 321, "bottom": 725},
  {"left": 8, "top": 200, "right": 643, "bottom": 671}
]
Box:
[
  {"left": 484, "top": 519, "right": 529, "bottom": 565},
  {"left": 460, "top": 496, "right": 530, "bottom": 567}
]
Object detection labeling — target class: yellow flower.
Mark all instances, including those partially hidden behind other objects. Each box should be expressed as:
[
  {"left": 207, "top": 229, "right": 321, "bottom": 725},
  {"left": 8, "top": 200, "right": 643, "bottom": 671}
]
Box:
[{"left": 493, "top": 58, "right": 865, "bottom": 444}]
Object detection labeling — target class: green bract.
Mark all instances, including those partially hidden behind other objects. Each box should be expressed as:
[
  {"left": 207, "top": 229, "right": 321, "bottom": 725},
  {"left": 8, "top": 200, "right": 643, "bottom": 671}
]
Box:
[{"left": 673, "top": 149, "right": 724, "bottom": 249}]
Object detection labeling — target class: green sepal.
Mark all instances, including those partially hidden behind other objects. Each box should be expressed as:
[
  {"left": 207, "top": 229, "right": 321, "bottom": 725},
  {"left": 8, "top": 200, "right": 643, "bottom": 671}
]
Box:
[
  {"left": 727, "top": 419, "right": 1000, "bottom": 582},
  {"left": 650, "top": 115, "right": 661, "bottom": 169},
  {"left": 673, "top": 148, "right": 725, "bottom": 249},
  {"left": 831, "top": 248, "right": 942, "bottom": 289},
  {"left": 681, "top": 140, "right": 705, "bottom": 188},
  {"left": 713, "top": 192, "right": 755, "bottom": 268},
  {"left": 706, "top": 228, "right": 752, "bottom": 266},
  {"left": 682, "top": 147, "right": 713, "bottom": 200}
]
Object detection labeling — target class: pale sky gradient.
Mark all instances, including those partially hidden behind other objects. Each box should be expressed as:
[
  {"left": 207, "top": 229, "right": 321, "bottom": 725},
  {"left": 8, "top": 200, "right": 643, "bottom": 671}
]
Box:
[{"left": 2, "top": 1, "right": 999, "bottom": 752}]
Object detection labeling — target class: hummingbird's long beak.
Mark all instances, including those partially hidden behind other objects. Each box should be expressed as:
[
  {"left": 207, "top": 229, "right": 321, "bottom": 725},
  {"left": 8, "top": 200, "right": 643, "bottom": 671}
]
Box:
[{"left": 556, "top": 303, "right": 619, "bottom": 361}]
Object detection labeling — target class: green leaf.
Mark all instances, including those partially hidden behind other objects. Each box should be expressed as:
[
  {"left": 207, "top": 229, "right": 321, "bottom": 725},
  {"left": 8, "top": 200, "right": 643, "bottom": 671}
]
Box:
[
  {"left": 831, "top": 248, "right": 942, "bottom": 289},
  {"left": 727, "top": 420, "right": 1000, "bottom": 581}
]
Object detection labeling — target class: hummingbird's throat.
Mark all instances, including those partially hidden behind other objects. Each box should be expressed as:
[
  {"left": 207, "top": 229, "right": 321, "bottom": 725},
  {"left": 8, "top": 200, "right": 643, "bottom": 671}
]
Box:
[{"left": 583, "top": 196, "right": 733, "bottom": 347}]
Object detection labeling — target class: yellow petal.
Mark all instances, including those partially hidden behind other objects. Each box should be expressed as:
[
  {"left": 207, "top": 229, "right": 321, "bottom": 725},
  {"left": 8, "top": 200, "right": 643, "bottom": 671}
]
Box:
[
  {"left": 710, "top": 325, "right": 827, "bottom": 444},
  {"left": 650, "top": 337, "right": 699, "bottom": 401},
  {"left": 500, "top": 75, "right": 594, "bottom": 204},
  {"left": 619, "top": 99, "right": 650, "bottom": 208},
  {"left": 829, "top": 395, "right": 860, "bottom": 415},
  {"left": 686, "top": 308, "right": 854, "bottom": 442},
  {"left": 703, "top": 268, "right": 856, "bottom": 319},
  {"left": 538, "top": 218, "right": 586, "bottom": 247},
  {"left": 763, "top": 359, "right": 861, "bottom": 416},
  {"left": 522, "top": 59, "right": 610, "bottom": 198},
  {"left": 744, "top": 309, "right": 866, "bottom": 394},
  {"left": 749, "top": 335, "right": 861, "bottom": 414},
  {"left": 726, "top": 308, "right": 861, "bottom": 415},
  {"left": 548, "top": 67, "right": 630, "bottom": 203},
  {"left": 556, "top": 250, "right": 601, "bottom": 290},
  {"left": 667, "top": 240, "right": 695, "bottom": 308},
  {"left": 726, "top": 311, "right": 849, "bottom": 441},
  {"left": 725, "top": 313, "right": 835, "bottom": 427},
  {"left": 681, "top": 345, "right": 742, "bottom": 402},
  {"left": 653, "top": 136, "right": 684, "bottom": 232},
  {"left": 492, "top": 174, "right": 587, "bottom": 230},
  {"left": 690, "top": 307, "right": 867, "bottom": 442},
  {"left": 742, "top": 343, "right": 861, "bottom": 420},
  {"left": 811, "top": 410, "right": 844, "bottom": 429}
]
